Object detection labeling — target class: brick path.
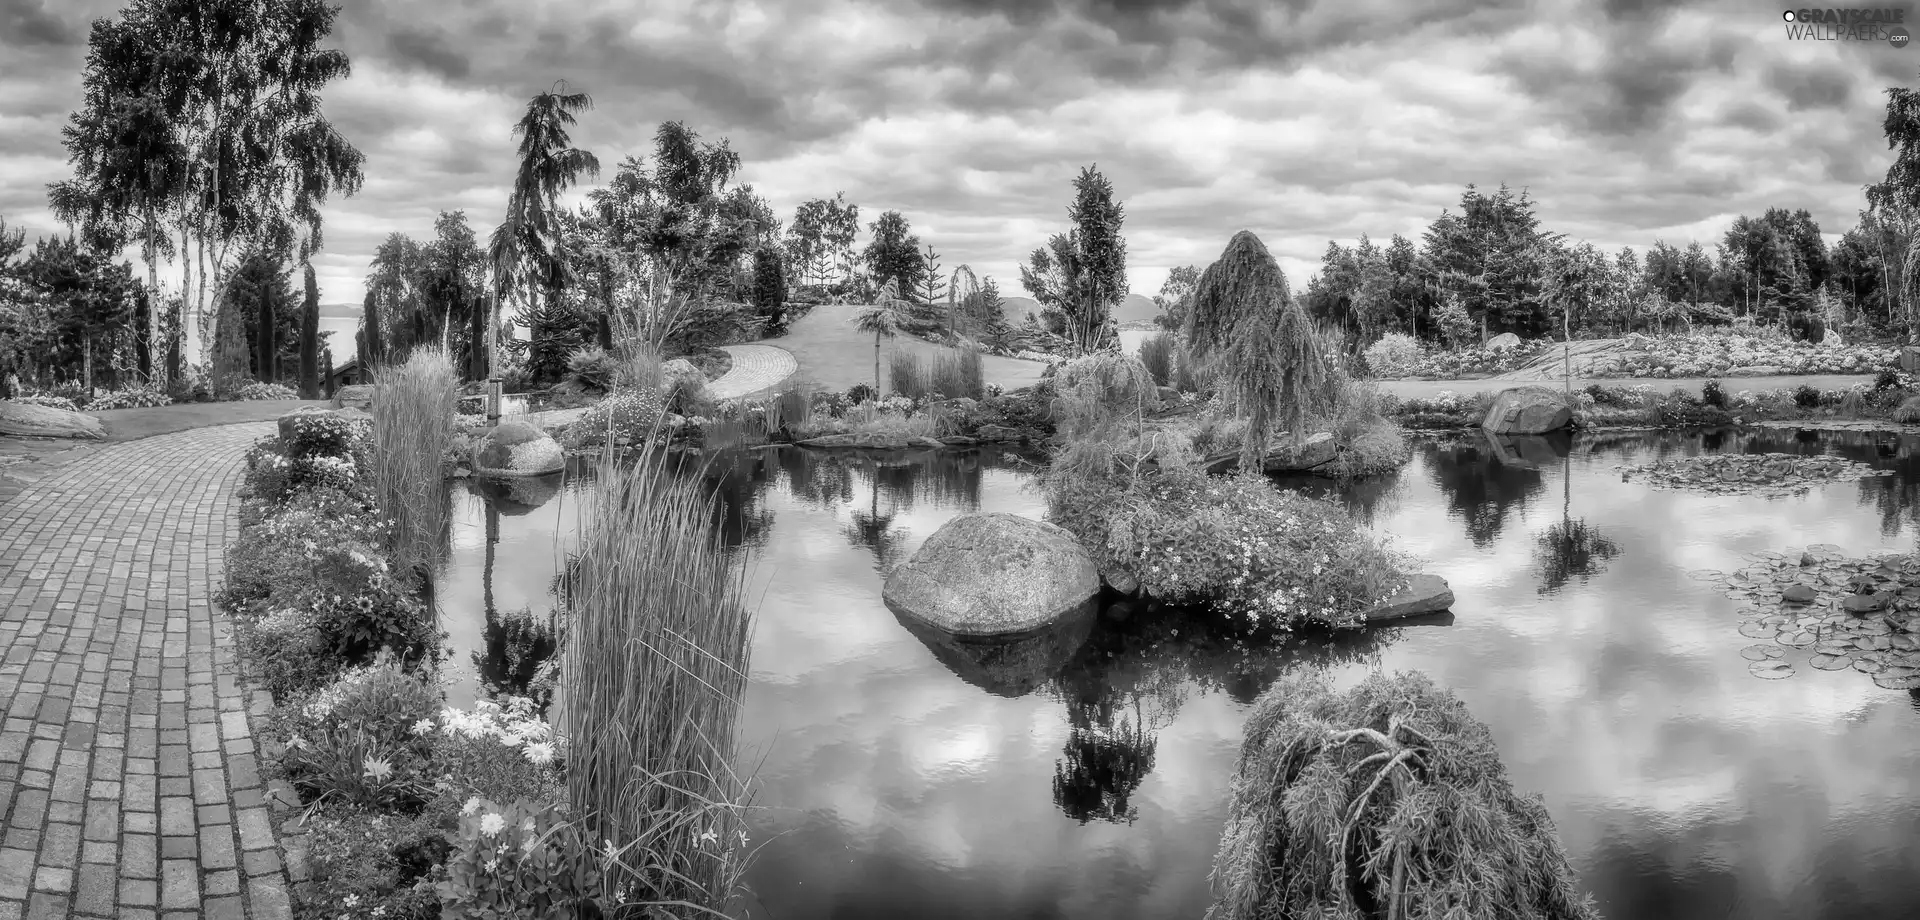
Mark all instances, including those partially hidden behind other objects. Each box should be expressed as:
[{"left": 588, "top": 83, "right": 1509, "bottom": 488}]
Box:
[
  {"left": 0, "top": 422, "right": 291, "bottom": 920},
  {"left": 707, "top": 344, "right": 799, "bottom": 400}
]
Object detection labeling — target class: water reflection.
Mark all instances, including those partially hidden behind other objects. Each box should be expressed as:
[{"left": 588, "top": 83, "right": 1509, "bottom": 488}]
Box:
[{"left": 434, "top": 431, "right": 1920, "bottom": 920}]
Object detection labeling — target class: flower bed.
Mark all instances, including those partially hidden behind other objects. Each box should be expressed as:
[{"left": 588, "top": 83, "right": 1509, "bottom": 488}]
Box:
[
  {"left": 83, "top": 385, "right": 172, "bottom": 410},
  {"left": 1400, "top": 341, "right": 1551, "bottom": 379},
  {"left": 237, "top": 381, "right": 301, "bottom": 400},
  {"left": 1047, "top": 465, "right": 1410, "bottom": 630},
  {"left": 218, "top": 407, "right": 603, "bottom": 919}
]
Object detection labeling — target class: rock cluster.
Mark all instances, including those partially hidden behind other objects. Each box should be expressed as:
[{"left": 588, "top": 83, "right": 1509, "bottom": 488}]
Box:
[
  {"left": 1620, "top": 453, "right": 1884, "bottom": 496},
  {"left": 1700, "top": 544, "right": 1920, "bottom": 689}
]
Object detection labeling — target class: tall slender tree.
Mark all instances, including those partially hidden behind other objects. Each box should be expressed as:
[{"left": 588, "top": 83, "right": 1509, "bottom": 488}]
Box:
[
  {"left": 491, "top": 82, "right": 599, "bottom": 378},
  {"left": 299, "top": 263, "right": 319, "bottom": 396}
]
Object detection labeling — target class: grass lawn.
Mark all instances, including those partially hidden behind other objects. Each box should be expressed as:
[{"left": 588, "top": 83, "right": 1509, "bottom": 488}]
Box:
[{"left": 772, "top": 302, "right": 1048, "bottom": 395}]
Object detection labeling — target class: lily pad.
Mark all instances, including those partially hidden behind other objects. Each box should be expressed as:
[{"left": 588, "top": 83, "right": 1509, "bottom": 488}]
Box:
[
  {"left": 1778, "top": 630, "right": 1817, "bottom": 648},
  {"left": 1872, "top": 673, "right": 1920, "bottom": 690},
  {"left": 1852, "top": 658, "right": 1886, "bottom": 674},
  {"left": 1690, "top": 569, "right": 1729, "bottom": 581},
  {"left": 1738, "top": 620, "right": 1781, "bottom": 639},
  {"left": 1740, "top": 644, "right": 1785, "bottom": 661},
  {"left": 1749, "top": 660, "right": 1796, "bottom": 680},
  {"left": 1809, "top": 654, "right": 1852, "bottom": 671},
  {"left": 1855, "top": 635, "right": 1894, "bottom": 652}
]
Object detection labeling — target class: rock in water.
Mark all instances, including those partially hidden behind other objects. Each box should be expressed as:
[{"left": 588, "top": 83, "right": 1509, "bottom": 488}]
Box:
[
  {"left": 1362, "top": 574, "right": 1455, "bottom": 622},
  {"left": 1264, "top": 432, "right": 1338, "bottom": 472},
  {"left": 331, "top": 384, "right": 374, "bottom": 411},
  {"left": 471, "top": 419, "right": 566, "bottom": 477},
  {"left": 1844, "top": 592, "right": 1891, "bottom": 615},
  {"left": 1481, "top": 386, "right": 1572, "bottom": 435},
  {"left": 0, "top": 401, "right": 106, "bottom": 439},
  {"left": 1782, "top": 584, "right": 1818, "bottom": 604},
  {"left": 882, "top": 512, "right": 1100, "bottom": 636}
]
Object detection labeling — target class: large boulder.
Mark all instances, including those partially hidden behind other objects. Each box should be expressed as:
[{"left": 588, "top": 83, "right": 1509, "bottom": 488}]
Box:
[
  {"left": 471, "top": 419, "right": 566, "bottom": 477},
  {"left": 1264, "top": 432, "right": 1338, "bottom": 472},
  {"left": 1362, "top": 574, "right": 1455, "bottom": 622},
  {"left": 882, "top": 512, "right": 1101, "bottom": 637},
  {"left": 331, "top": 384, "right": 374, "bottom": 411},
  {"left": 1481, "top": 386, "right": 1572, "bottom": 434},
  {"left": 1484, "top": 332, "right": 1521, "bottom": 351},
  {"left": 0, "top": 401, "right": 105, "bottom": 440}
]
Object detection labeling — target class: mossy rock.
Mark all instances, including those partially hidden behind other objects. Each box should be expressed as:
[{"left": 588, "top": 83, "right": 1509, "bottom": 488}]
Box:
[{"left": 471, "top": 420, "right": 566, "bottom": 477}]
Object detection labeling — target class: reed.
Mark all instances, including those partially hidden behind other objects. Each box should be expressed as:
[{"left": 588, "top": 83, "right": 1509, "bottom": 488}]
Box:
[
  {"left": 370, "top": 345, "right": 460, "bottom": 585},
  {"left": 1138, "top": 332, "right": 1175, "bottom": 387},
  {"left": 889, "top": 347, "right": 984, "bottom": 401},
  {"left": 560, "top": 440, "right": 756, "bottom": 916}
]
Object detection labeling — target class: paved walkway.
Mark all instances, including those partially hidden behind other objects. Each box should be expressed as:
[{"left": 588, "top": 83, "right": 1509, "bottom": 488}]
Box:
[
  {"left": 0, "top": 422, "right": 291, "bottom": 920},
  {"left": 708, "top": 344, "right": 799, "bottom": 400}
]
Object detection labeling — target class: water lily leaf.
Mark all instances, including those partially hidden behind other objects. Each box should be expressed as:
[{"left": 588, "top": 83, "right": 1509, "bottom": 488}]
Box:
[
  {"left": 1749, "top": 660, "right": 1795, "bottom": 679},
  {"left": 1738, "top": 620, "right": 1781, "bottom": 639},
  {"left": 1871, "top": 674, "right": 1920, "bottom": 690},
  {"left": 1854, "top": 618, "right": 1893, "bottom": 635},
  {"left": 1690, "top": 569, "right": 1730, "bottom": 581},
  {"left": 1815, "top": 640, "right": 1857, "bottom": 656},
  {"left": 1740, "top": 644, "right": 1784, "bottom": 661},
  {"left": 1855, "top": 635, "right": 1894, "bottom": 652},
  {"left": 1778, "top": 630, "right": 1817, "bottom": 648},
  {"left": 1852, "top": 658, "right": 1886, "bottom": 674},
  {"left": 1809, "top": 654, "right": 1852, "bottom": 671}
]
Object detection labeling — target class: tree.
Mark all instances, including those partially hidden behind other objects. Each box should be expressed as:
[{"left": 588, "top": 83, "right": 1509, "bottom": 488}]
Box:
[
  {"left": 1153, "top": 265, "right": 1199, "bottom": 331},
  {"left": 861, "top": 211, "right": 923, "bottom": 297},
  {"left": 853, "top": 279, "right": 916, "bottom": 395},
  {"left": 750, "top": 246, "right": 788, "bottom": 332},
  {"left": 1541, "top": 242, "right": 1611, "bottom": 395},
  {"left": 358, "top": 286, "right": 384, "bottom": 369},
  {"left": 979, "top": 277, "right": 1013, "bottom": 351},
  {"left": 1183, "top": 231, "right": 1333, "bottom": 473},
  {"left": 300, "top": 263, "right": 319, "bottom": 397},
  {"left": 919, "top": 243, "right": 946, "bottom": 309},
  {"left": 491, "top": 81, "right": 600, "bottom": 380}
]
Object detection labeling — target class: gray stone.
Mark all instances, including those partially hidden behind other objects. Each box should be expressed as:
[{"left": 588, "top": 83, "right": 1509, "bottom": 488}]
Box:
[
  {"left": 1099, "top": 561, "right": 1139, "bottom": 596},
  {"left": 330, "top": 384, "right": 374, "bottom": 411},
  {"left": 0, "top": 401, "right": 105, "bottom": 439},
  {"left": 1484, "top": 332, "right": 1521, "bottom": 351},
  {"left": 1481, "top": 386, "right": 1572, "bottom": 434},
  {"left": 882, "top": 512, "right": 1101, "bottom": 636},
  {"left": 1362, "top": 574, "right": 1455, "bottom": 623},
  {"left": 471, "top": 420, "right": 566, "bottom": 477},
  {"left": 1843, "top": 592, "right": 1891, "bottom": 615},
  {"left": 1782, "top": 584, "right": 1818, "bottom": 604},
  {"left": 1263, "top": 432, "right": 1338, "bottom": 471}
]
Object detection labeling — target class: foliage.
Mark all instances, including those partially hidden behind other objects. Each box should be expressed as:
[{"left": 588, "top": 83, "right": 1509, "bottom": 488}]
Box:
[
  {"left": 853, "top": 279, "right": 917, "bottom": 394},
  {"left": 1137, "top": 332, "right": 1175, "bottom": 387},
  {"left": 560, "top": 443, "right": 755, "bottom": 914},
  {"left": 1701, "top": 378, "right": 1728, "bottom": 409},
  {"left": 439, "top": 797, "right": 605, "bottom": 920},
  {"left": 1018, "top": 165, "right": 1128, "bottom": 354},
  {"left": 1399, "top": 340, "right": 1547, "bottom": 378},
  {"left": 750, "top": 246, "right": 789, "bottom": 333},
  {"left": 1153, "top": 265, "right": 1200, "bottom": 331},
  {"left": 295, "top": 805, "right": 445, "bottom": 920},
  {"left": 275, "top": 656, "right": 442, "bottom": 810},
  {"left": 1793, "top": 383, "right": 1823, "bottom": 407},
  {"left": 1208, "top": 669, "right": 1600, "bottom": 920},
  {"left": 564, "top": 346, "right": 619, "bottom": 391},
  {"left": 1897, "top": 396, "right": 1920, "bottom": 423},
  {"left": 861, "top": 210, "right": 925, "bottom": 297},
  {"left": 83, "top": 385, "right": 171, "bottom": 410},
  {"left": 236, "top": 381, "right": 299, "bottom": 400},
  {"left": 1379, "top": 390, "right": 1497, "bottom": 430},
  {"left": 1048, "top": 466, "right": 1407, "bottom": 629},
  {"left": 370, "top": 347, "right": 460, "bottom": 585},
  {"left": 491, "top": 82, "right": 600, "bottom": 370},
  {"left": 4, "top": 394, "right": 82, "bottom": 412},
  {"left": 887, "top": 347, "right": 984, "bottom": 401},
  {"left": 1361, "top": 332, "right": 1423, "bottom": 378},
  {"left": 559, "top": 387, "right": 668, "bottom": 449},
  {"left": 662, "top": 299, "right": 757, "bottom": 354}
]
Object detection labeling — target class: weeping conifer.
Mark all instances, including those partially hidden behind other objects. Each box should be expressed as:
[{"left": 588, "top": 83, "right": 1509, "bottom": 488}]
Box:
[{"left": 1183, "top": 231, "right": 1335, "bottom": 473}]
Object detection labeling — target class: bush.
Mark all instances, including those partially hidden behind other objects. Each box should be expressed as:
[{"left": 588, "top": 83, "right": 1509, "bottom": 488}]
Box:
[
  {"left": 1361, "top": 332, "right": 1423, "bottom": 378},
  {"left": 889, "top": 348, "right": 985, "bottom": 401},
  {"left": 660, "top": 358, "right": 708, "bottom": 413},
  {"left": 1701, "top": 378, "right": 1728, "bottom": 409},
  {"left": 846, "top": 382, "right": 877, "bottom": 405},
  {"left": 234, "top": 605, "right": 341, "bottom": 701},
  {"left": 1048, "top": 465, "right": 1407, "bottom": 629},
  {"left": 236, "top": 381, "right": 300, "bottom": 401},
  {"left": 1138, "top": 334, "right": 1175, "bottom": 387},
  {"left": 438, "top": 797, "right": 604, "bottom": 920},
  {"left": 1793, "top": 383, "right": 1822, "bottom": 408},
  {"left": 296, "top": 805, "right": 446, "bottom": 920},
  {"left": 275, "top": 657, "right": 443, "bottom": 810},
  {"left": 1896, "top": 396, "right": 1920, "bottom": 424},
  {"left": 559, "top": 388, "right": 667, "bottom": 449},
  {"left": 564, "top": 347, "right": 619, "bottom": 392},
  {"left": 84, "top": 386, "right": 172, "bottom": 411}
]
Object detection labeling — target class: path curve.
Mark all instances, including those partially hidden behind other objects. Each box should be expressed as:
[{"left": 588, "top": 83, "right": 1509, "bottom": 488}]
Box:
[
  {"left": 0, "top": 422, "right": 294, "bottom": 919},
  {"left": 707, "top": 344, "right": 799, "bottom": 400}
]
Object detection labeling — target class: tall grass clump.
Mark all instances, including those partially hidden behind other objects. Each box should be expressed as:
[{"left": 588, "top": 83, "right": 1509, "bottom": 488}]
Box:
[
  {"left": 371, "top": 345, "right": 460, "bottom": 584},
  {"left": 615, "top": 339, "right": 665, "bottom": 393},
  {"left": 1896, "top": 395, "right": 1920, "bottom": 424},
  {"left": 560, "top": 441, "right": 756, "bottom": 914},
  {"left": 1138, "top": 333, "right": 1175, "bottom": 387},
  {"left": 889, "top": 347, "right": 985, "bottom": 401},
  {"left": 1209, "top": 669, "right": 1600, "bottom": 920}
]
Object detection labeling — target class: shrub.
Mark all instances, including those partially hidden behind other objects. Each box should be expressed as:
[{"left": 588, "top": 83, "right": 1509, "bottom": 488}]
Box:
[
  {"left": 660, "top": 358, "right": 707, "bottom": 413},
  {"left": 1048, "top": 465, "right": 1407, "bottom": 629},
  {"left": 846, "top": 382, "right": 877, "bottom": 405},
  {"left": 1361, "top": 332, "right": 1422, "bottom": 378},
  {"left": 1209, "top": 669, "right": 1600, "bottom": 920},
  {"left": 559, "top": 388, "right": 667, "bottom": 449},
  {"left": 564, "top": 347, "right": 619, "bottom": 392},
  {"left": 438, "top": 797, "right": 604, "bottom": 920},
  {"left": 275, "top": 657, "right": 442, "bottom": 810},
  {"left": 282, "top": 411, "right": 373, "bottom": 463},
  {"left": 84, "top": 386, "right": 171, "bottom": 411},
  {"left": 613, "top": 341, "right": 665, "bottom": 393},
  {"left": 234, "top": 605, "right": 341, "bottom": 701},
  {"left": 1138, "top": 334, "right": 1175, "bottom": 387},
  {"left": 236, "top": 381, "right": 300, "bottom": 401},
  {"left": 296, "top": 805, "right": 446, "bottom": 920},
  {"left": 1701, "top": 378, "right": 1728, "bottom": 409},
  {"left": 1874, "top": 367, "right": 1915, "bottom": 392},
  {"left": 1896, "top": 396, "right": 1920, "bottom": 424},
  {"left": 1792, "top": 383, "right": 1822, "bottom": 408}
]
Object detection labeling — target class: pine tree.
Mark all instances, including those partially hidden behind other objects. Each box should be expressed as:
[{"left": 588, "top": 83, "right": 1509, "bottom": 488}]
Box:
[
  {"left": 299, "top": 264, "right": 320, "bottom": 397},
  {"left": 361, "top": 287, "right": 384, "bottom": 368}
]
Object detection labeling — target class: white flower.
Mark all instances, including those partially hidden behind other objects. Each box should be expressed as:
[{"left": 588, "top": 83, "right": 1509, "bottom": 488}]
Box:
[
  {"left": 523, "top": 742, "right": 556, "bottom": 766},
  {"left": 480, "top": 813, "right": 506, "bottom": 836},
  {"left": 698, "top": 828, "right": 719, "bottom": 847},
  {"left": 410, "top": 718, "right": 435, "bottom": 737},
  {"left": 462, "top": 797, "right": 482, "bottom": 816},
  {"left": 362, "top": 757, "right": 393, "bottom": 782}
]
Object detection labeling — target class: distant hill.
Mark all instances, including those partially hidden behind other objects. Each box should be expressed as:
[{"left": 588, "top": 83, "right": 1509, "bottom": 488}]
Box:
[
  {"left": 997, "top": 293, "right": 1160, "bottom": 325},
  {"left": 318, "top": 302, "right": 361, "bottom": 319}
]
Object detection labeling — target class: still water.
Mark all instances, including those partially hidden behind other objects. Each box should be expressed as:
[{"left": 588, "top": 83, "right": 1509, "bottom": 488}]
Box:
[{"left": 433, "top": 428, "right": 1920, "bottom": 920}]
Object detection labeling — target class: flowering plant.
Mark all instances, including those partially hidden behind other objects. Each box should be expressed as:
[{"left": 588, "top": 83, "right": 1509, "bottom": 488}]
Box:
[{"left": 439, "top": 797, "right": 604, "bottom": 920}]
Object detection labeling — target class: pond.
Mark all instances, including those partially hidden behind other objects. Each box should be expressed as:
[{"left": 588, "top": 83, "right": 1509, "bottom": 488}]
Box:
[{"left": 432, "top": 427, "right": 1920, "bottom": 920}]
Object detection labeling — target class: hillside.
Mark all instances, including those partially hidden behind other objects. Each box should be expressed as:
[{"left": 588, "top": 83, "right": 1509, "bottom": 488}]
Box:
[
  {"left": 773, "top": 302, "right": 1048, "bottom": 394},
  {"left": 998, "top": 293, "right": 1159, "bottom": 325}
]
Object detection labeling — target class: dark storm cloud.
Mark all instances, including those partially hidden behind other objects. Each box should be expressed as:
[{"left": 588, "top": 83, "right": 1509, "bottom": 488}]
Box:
[
  {"left": 387, "top": 28, "right": 472, "bottom": 81},
  {"left": 0, "top": 0, "right": 79, "bottom": 48},
  {"left": 1765, "top": 58, "right": 1859, "bottom": 111}
]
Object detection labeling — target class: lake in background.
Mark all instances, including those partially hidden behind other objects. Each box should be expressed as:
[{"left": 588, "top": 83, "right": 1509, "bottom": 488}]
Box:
[{"left": 431, "top": 428, "right": 1920, "bottom": 920}]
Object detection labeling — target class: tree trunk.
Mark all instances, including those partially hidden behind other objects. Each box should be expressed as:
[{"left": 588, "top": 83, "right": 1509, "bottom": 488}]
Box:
[
  {"left": 1239, "top": 396, "right": 1269, "bottom": 476},
  {"left": 144, "top": 211, "right": 165, "bottom": 390},
  {"left": 469, "top": 291, "right": 488, "bottom": 381},
  {"left": 83, "top": 329, "right": 93, "bottom": 395},
  {"left": 874, "top": 332, "right": 883, "bottom": 395}
]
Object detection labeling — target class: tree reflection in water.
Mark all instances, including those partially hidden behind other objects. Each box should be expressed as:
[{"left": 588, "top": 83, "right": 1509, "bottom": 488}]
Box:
[
  {"left": 1419, "top": 433, "right": 1546, "bottom": 546},
  {"left": 1534, "top": 438, "right": 1621, "bottom": 596}
]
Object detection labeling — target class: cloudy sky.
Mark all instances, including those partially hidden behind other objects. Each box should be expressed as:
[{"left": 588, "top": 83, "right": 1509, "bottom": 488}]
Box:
[{"left": 1, "top": 0, "right": 1914, "bottom": 313}]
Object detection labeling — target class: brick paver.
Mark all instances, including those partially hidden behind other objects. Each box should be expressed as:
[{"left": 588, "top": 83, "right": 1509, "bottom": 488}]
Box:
[
  {"left": 706, "top": 344, "right": 799, "bottom": 400},
  {"left": 0, "top": 422, "right": 292, "bottom": 919}
]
